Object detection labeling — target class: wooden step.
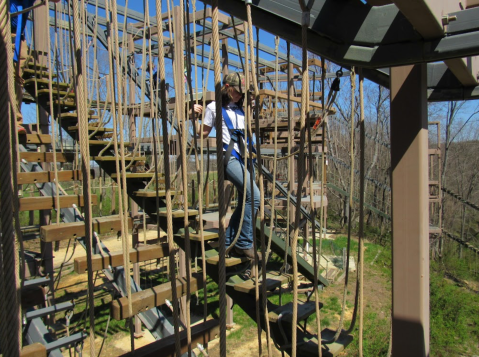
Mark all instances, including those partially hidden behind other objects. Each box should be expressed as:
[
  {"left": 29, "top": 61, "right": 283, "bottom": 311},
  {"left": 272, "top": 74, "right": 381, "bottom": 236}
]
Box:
[
  {"left": 60, "top": 112, "right": 99, "bottom": 121},
  {"left": 297, "top": 329, "right": 353, "bottom": 357},
  {"left": 20, "top": 152, "right": 75, "bottom": 163},
  {"left": 91, "top": 156, "right": 146, "bottom": 162},
  {"left": 133, "top": 190, "right": 179, "bottom": 198},
  {"left": 74, "top": 243, "right": 169, "bottom": 273},
  {"left": 234, "top": 271, "right": 293, "bottom": 294},
  {"left": 18, "top": 195, "right": 97, "bottom": 212},
  {"left": 36, "top": 88, "right": 75, "bottom": 100},
  {"left": 119, "top": 319, "right": 219, "bottom": 357},
  {"left": 157, "top": 208, "right": 198, "bottom": 218},
  {"left": 110, "top": 173, "right": 161, "bottom": 180},
  {"left": 67, "top": 125, "right": 114, "bottom": 133},
  {"left": 111, "top": 273, "right": 203, "bottom": 320},
  {"left": 19, "top": 133, "right": 52, "bottom": 145},
  {"left": 22, "top": 68, "right": 56, "bottom": 79},
  {"left": 206, "top": 255, "right": 249, "bottom": 267},
  {"left": 24, "top": 78, "right": 70, "bottom": 91},
  {"left": 180, "top": 229, "right": 219, "bottom": 242},
  {"left": 268, "top": 301, "right": 321, "bottom": 323},
  {"left": 89, "top": 140, "right": 131, "bottom": 146},
  {"left": 17, "top": 170, "right": 89, "bottom": 185},
  {"left": 41, "top": 215, "right": 132, "bottom": 242},
  {"left": 47, "top": 99, "right": 77, "bottom": 112},
  {"left": 26, "top": 60, "right": 49, "bottom": 71},
  {"left": 20, "top": 343, "right": 47, "bottom": 357}
]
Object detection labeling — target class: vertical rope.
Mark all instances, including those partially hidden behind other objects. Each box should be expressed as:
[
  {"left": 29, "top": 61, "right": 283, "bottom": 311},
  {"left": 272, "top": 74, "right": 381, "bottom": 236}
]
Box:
[
  {"left": 314, "top": 56, "right": 327, "bottom": 357},
  {"left": 70, "top": 0, "right": 95, "bottom": 354},
  {"left": 291, "top": 1, "right": 315, "bottom": 355},
  {"left": 177, "top": 0, "right": 193, "bottom": 353},
  {"left": 155, "top": 1, "right": 182, "bottom": 355},
  {"left": 211, "top": 1, "right": 228, "bottom": 355},
  {"left": 0, "top": 1, "right": 21, "bottom": 355},
  {"left": 45, "top": 5, "right": 61, "bottom": 224},
  {"left": 322, "top": 68, "right": 358, "bottom": 344},
  {"left": 358, "top": 68, "right": 365, "bottom": 357},
  {"left": 107, "top": 0, "right": 135, "bottom": 351}
]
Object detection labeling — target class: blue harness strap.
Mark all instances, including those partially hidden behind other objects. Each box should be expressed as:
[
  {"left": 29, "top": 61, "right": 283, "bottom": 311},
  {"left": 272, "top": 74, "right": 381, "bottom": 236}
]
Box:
[{"left": 221, "top": 106, "right": 256, "bottom": 165}]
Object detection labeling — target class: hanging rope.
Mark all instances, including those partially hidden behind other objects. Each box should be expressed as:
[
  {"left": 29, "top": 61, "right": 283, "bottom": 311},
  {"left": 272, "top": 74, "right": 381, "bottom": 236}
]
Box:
[
  {"left": 155, "top": 0, "right": 182, "bottom": 355},
  {"left": 71, "top": 0, "right": 96, "bottom": 354},
  {"left": 322, "top": 68, "right": 362, "bottom": 345},
  {"left": 175, "top": 1, "right": 193, "bottom": 353},
  {"left": 358, "top": 68, "right": 365, "bottom": 357},
  {"left": 241, "top": 10, "right": 265, "bottom": 354},
  {"left": 289, "top": 1, "right": 316, "bottom": 355},
  {"left": 185, "top": 0, "right": 209, "bottom": 324},
  {"left": 211, "top": 0, "right": 228, "bottom": 355},
  {"left": 108, "top": 0, "right": 136, "bottom": 351}
]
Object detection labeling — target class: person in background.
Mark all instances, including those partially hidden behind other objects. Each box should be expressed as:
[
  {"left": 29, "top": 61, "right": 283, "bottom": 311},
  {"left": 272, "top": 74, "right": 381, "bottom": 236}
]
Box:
[
  {"left": 10, "top": 0, "right": 60, "bottom": 133},
  {"left": 192, "top": 72, "right": 261, "bottom": 261}
]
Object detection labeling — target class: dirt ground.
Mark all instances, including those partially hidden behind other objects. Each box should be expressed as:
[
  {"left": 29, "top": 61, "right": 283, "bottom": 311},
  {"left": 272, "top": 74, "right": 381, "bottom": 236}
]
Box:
[{"left": 45, "top": 233, "right": 391, "bottom": 356}]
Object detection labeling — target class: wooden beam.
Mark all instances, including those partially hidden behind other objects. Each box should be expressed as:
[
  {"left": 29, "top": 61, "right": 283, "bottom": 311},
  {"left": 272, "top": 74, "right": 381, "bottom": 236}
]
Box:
[
  {"left": 74, "top": 243, "right": 170, "bottom": 273},
  {"left": 18, "top": 195, "right": 98, "bottom": 211},
  {"left": 17, "top": 170, "right": 88, "bottom": 184},
  {"left": 234, "top": 271, "right": 292, "bottom": 294},
  {"left": 133, "top": 190, "right": 181, "bottom": 198},
  {"left": 88, "top": 140, "right": 131, "bottom": 146},
  {"left": 19, "top": 134, "right": 52, "bottom": 145},
  {"left": 119, "top": 319, "right": 219, "bottom": 357},
  {"left": 20, "top": 152, "right": 74, "bottom": 163},
  {"left": 206, "top": 255, "right": 249, "bottom": 267},
  {"left": 180, "top": 229, "right": 219, "bottom": 242},
  {"left": 41, "top": 215, "right": 132, "bottom": 242},
  {"left": 90, "top": 156, "right": 146, "bottom": 161},
  {"left": 112, "top": 274, "right": 204, "bottom": 320},
  {"left": 20, "top": 343, "right": 47, "bottom": 357},
  {"left": 258, "top": 89, "right": 328, "bottom": 110},
  {"left": 157, "top": 208, "right": 199, "bottom": 218}
]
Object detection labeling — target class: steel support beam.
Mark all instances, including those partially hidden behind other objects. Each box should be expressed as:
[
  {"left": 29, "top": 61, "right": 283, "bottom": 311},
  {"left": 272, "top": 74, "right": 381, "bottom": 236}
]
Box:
[
  {"left": 202, "top": 0, "right": 479, "bottom": 68},
  {"left": 393, "top": 0, "right": 478, "bottom": 87},
  {"left": 390, "top": 64, "right": 430, "bottom": 357}
]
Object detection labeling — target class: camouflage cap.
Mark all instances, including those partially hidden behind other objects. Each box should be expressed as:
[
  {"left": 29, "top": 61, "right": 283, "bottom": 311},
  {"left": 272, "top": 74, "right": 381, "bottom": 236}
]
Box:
[{"left": 223, "top": 72, "right": 246, "bottom": 93}]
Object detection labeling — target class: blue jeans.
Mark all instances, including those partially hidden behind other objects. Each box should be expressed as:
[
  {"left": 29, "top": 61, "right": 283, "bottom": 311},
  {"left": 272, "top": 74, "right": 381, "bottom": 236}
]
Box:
[{"left": 225, "top": 157, "right": 260, "bottom": 250}]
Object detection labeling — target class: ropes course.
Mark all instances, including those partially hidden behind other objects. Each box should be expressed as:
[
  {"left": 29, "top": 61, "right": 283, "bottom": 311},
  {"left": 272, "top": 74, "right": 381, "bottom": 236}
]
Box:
[{"left": 2, "top": 0, "right": 478, "bottom": 356}]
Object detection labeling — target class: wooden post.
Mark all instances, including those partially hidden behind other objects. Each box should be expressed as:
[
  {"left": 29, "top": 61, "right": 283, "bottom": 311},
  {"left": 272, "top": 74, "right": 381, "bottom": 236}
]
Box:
[{"left": 390, "top": 64, "right": 429, "bottom": 357}]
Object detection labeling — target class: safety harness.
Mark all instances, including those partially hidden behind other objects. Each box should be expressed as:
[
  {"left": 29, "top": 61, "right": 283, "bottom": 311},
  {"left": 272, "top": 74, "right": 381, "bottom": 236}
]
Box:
[{"left": 222, "top": 106, "right": 256, "bottom": 166}]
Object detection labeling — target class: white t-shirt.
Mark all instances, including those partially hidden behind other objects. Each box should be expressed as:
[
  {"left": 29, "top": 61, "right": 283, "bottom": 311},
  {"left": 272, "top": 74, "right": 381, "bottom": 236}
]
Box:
[{"left": 203, "top": 101, "right": 249, "bottom": 154}]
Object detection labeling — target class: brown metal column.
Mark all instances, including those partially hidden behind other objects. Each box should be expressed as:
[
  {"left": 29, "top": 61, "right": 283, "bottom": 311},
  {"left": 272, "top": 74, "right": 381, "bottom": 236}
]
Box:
[{"left": 390, "top": 64, "right": 430, "bottom": 357}]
